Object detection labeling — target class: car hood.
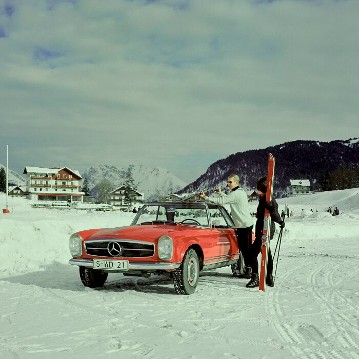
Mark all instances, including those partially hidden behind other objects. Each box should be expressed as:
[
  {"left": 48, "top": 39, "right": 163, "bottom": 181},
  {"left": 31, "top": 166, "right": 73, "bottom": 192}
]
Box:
[{"left": 83, "top": 224, "right": 200, "bottom": 242}]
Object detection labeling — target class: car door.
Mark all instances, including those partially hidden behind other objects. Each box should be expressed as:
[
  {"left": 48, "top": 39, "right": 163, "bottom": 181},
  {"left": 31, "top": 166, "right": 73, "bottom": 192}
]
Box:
[{"left": 203, "top": 207, "right": 238, "bottom": 265}]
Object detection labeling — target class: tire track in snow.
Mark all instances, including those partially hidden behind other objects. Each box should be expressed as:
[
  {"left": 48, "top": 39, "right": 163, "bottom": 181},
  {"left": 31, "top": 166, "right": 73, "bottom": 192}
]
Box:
[
  {"left": 268, "top": 255, "right": 359, "bottom": 359},
  {"left": 267, "top": 259, "right": 311, "bottom": 359},
  {"left": 309, "top": 260, "right": 359, "bottom": 358}
]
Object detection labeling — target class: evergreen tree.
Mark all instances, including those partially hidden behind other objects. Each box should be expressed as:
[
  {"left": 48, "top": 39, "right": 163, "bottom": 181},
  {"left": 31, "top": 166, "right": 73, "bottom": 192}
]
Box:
[
  {"left": 318, "top": 171, "right": 332, "bottom": 191},
  {"left": 81, "top": 178, "right": 90, "bottom": 196},
  {"left": 332, "top": 164, "right": 352, "bottom": 190},
  {"left": 0, "top": 168, "right": 6, "bottom": 193},
  {"left": 319, "top": 163, "right": 359, "bottom": 191},
  {"left": 123, "top": 165, "right": 138, "bottom": 209}
]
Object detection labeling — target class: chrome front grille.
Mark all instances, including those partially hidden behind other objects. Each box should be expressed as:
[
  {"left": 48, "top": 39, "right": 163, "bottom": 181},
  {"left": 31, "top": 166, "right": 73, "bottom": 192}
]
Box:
[{"left": 85, "top": 240, "right": 154, "bottom": 258}]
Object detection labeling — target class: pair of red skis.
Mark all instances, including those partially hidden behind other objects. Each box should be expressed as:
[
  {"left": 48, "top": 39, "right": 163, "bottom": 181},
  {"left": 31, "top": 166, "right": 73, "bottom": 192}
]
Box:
[{"left": 259, "top": 153, "right": 275, "bottom": 292}]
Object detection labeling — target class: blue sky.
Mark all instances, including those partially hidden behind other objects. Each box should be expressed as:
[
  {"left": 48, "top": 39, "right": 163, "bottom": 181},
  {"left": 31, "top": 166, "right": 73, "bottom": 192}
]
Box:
[{"left": 1, "top": 0, "right": 358, "bottom": 183}]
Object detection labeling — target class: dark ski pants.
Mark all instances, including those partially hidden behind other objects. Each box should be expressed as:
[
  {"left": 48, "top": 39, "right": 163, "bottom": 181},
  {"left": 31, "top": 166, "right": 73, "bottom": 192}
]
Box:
[
  {"left": 234, "top": 226, "right": 253, "bottom": 268},
  {"left": 248, "top": 235, "right": 273, "bottom": 276}
]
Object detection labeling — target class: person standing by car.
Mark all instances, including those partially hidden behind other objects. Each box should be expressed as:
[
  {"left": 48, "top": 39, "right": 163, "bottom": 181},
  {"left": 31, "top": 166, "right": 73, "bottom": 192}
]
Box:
[
  {"left": 199, "top": 174, "right": 253, "bottom": 278},
  {"left": 246, "top": 176, "right": 285, "bottom": 288}
]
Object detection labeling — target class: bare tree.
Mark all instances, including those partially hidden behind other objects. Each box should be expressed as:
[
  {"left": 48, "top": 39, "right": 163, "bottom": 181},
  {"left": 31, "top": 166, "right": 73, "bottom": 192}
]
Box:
[{"left": 94, "top": 179, "right": 114, "bottom": 204}]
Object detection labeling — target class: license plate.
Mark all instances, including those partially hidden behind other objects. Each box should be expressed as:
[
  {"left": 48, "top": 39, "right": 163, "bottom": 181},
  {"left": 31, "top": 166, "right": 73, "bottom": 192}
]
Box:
[{"left": 93, "top": 259, "right": 129, "bottom": 270}]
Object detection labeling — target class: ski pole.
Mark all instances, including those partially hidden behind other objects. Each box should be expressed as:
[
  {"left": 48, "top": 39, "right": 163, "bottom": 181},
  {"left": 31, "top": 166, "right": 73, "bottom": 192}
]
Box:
[
  {"left": 272, "top": 225, "right": 284, "bottom": 283},
  {"left": 273, "top": 212, "right": 285, "bottom": 259}
]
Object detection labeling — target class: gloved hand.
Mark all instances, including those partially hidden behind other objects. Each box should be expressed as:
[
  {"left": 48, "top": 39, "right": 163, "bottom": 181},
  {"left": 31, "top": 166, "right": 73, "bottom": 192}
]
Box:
[
  {"left": 266, "top": 200, "right": 275, "bottom": 211},
  {"left": 279, "top": 221, "right": 285, "bottom": 229}
]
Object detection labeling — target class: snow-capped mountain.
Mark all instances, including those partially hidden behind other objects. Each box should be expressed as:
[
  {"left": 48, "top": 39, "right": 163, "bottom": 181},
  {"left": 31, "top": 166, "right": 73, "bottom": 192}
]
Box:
[
  {"left": 0, "top": 163, "right": 26, "bottom": 186},
  {"left": 82, "top": 164, "right": 187, "bottom": 200}
]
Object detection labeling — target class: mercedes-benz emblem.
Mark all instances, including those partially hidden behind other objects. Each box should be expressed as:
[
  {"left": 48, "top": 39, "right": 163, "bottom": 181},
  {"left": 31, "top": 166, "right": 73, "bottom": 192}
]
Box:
[{"left": 107, "top": 242, "right": 122, "bottom": 257}]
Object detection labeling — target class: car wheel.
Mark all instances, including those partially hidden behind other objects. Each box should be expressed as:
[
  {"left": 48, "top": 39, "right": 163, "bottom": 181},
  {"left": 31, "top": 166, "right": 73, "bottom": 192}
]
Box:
[
  {"left": 79, "top": 267, "right": 108, "bottom": 288},
  {"left": 173, "top": 248, "right": 199, "bottom": 295}
]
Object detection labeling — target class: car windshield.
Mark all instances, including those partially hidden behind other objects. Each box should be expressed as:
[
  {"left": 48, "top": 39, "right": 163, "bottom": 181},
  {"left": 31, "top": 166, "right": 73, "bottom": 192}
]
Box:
[{"left": 131, "top": 202, "right": 234, "bottom": 228}]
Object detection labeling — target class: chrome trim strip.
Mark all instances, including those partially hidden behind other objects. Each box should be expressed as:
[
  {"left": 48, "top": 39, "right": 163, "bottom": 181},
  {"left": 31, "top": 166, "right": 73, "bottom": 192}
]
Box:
[
  {"left": 204, "top": 254, "right": 238, "bottom": 264},
  {"left": 85, "top": 246, "right": 153, "bottom": 252},
  {"left": 202, "top": 259, "right": 238, "bottom": 271},
  {"left": 85, "top": 239, "right": 154, "bottom": 246},
  {"left": 69, "top": 258, "right": 181, "bottom": 270}
]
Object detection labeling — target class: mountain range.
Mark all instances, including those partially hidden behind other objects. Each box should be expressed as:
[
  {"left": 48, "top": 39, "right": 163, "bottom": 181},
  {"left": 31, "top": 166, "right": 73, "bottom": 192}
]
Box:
[
  {"left": 0, "top": 164, "right": 26, "bottom": 187},
  {"left": 82, "top": 164, "right": 186, "bottom": 201},
  {"left": 0, "top": 164, "right": 186, "bottom": 200},
  {"left": 180, "top": 138, "right": 359, "bottom": 197},
  {"left": 3, "top": 137, "right": 359, "bottom": 199}
]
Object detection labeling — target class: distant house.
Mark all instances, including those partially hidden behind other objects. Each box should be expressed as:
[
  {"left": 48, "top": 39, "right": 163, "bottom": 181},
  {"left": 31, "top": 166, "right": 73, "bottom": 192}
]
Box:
[
  {"left": 289, "top": 179, "right": 311, "bottom": 196},
  {"left": 8, "top": 185, "right": 27, "bottom": 197},
  {"left": 164, "top": 193, "right": 194, "bottom": 202},
  {"left": 248, "top": 190, "right": 258, "bottom": 201},
  {"left": 23, "top": 166, "right": 84, "bottom": 202},
  {"left": 109, "top": 185, "right": 144, "bottom": 210}
]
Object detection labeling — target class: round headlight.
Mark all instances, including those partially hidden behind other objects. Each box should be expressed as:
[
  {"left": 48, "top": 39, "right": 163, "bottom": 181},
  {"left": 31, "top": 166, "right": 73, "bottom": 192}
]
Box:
[
  {"left": 69, "top": 233, "right": 82, "bottom": 257},
  {"left": 158, "top": 235, "right": 173, "bottom": 260}
]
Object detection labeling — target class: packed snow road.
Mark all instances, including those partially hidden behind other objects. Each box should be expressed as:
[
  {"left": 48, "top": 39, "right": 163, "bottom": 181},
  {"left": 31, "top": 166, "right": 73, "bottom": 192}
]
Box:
[
  {"left": 1, "top": 192, "right": 359, "bottom": 358},
  {"left": 1, "top": 235, "right": 358, "bottom": 359}
]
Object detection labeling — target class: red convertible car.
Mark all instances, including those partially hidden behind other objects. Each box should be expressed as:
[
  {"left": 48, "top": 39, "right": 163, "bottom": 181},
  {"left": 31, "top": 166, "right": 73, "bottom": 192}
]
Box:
[{"left": 69, "top": 201, "right": 241, "bottom": 295}]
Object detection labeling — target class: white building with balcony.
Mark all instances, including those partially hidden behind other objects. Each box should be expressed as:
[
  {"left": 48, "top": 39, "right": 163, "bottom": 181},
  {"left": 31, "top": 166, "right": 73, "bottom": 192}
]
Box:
[
  {"left": 109, "top": 185, "right": 144, "bottom": 210},
  {"left": 289, "top": 179, "right": 311, "bottom": 196},
  {"left": 23, "top": 166, "right": 84, "bottom": 202}
]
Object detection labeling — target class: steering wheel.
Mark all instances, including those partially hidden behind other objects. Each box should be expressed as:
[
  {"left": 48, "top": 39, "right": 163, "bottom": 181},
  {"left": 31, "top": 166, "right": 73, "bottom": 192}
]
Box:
[{"left": 180, "top": 218, "right": 201, "bottom": 225}]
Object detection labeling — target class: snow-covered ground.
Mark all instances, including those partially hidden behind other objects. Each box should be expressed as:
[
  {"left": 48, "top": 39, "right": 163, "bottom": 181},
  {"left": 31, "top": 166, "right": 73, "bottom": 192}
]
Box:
[{"left": 1, "top": 189, "right": 359, "bottom": 359}]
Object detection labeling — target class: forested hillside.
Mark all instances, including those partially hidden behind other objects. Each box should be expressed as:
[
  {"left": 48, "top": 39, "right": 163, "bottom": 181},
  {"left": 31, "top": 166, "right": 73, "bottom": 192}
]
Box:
[{"left": 179, "top": 138, "right": 359, "bottom": 197}]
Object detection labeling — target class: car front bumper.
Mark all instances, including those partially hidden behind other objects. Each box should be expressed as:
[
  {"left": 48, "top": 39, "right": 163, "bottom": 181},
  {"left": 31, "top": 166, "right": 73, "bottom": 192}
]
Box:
[{"left": 69, "top": 258, "right": 181, "bottom": 271}]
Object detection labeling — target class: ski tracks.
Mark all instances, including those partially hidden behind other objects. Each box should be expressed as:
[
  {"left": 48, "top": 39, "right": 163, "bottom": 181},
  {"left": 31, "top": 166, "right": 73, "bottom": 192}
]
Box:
[{"left": 267, "top": 255, "right": 359, "bottom": 358}]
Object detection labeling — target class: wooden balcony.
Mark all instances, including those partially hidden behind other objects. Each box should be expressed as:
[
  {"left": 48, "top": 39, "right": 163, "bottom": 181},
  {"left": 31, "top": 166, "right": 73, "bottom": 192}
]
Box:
[{"left": 30, "top": 175, "right": 51, "bottom": 180}]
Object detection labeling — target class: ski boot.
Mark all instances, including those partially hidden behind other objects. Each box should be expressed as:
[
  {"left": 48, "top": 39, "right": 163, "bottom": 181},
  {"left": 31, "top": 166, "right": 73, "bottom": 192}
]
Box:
[
  {"left": 246, "top": 273, "right": 259, "bottom": 288},
  {"left": 237, "top": 266, "right": 252, "bottom": 279},
  {"left": 231, "top": 263, "right": 241, "bottom": 277},
  {"left": 266, "top": 274, "right": 274, "bottom": 287}
]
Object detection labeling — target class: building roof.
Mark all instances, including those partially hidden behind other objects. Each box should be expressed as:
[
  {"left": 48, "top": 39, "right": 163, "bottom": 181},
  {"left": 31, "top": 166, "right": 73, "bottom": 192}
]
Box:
[
  {"left": 8, "top": 185, "right": 26, "bottom": 192},
  {"left": 23, "top": 166, "right": 82, "bottom": 179},
  {"left": 290, "top": 179, "right": 310, "bottom": 186},
  {"left": 111, "top": 185, "right": 143, "bottom": 196}
]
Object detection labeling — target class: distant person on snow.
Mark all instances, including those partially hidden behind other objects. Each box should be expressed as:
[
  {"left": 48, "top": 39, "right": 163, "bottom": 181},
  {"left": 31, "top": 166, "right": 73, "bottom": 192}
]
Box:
[
  {"left": 246, "top": 176, "right": 285, "bottom": 288},
  {"left": 199, "top": 174, "right": 253, "bottom": 278}
]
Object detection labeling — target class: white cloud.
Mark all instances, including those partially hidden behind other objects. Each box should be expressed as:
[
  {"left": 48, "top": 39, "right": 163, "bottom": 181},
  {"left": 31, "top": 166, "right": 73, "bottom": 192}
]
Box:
[{"left": 0, "top": 0, "right": 358, "bottom": 182}]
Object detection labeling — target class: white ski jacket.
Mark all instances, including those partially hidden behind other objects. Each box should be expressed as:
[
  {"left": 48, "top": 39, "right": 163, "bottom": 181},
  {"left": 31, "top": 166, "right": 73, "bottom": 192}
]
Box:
[{"left": 204, "top": 187, "right": 253, "bottom": 228}]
